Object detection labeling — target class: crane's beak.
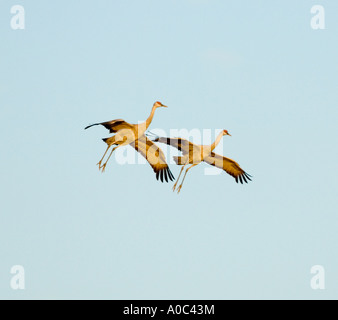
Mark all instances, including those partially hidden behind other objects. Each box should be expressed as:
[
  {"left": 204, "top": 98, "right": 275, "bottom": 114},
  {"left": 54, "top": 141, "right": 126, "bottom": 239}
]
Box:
[
  {"left": 162, "top": 105, "right": 168, "bottom": 108},
  {"left": 228, "top": 133, "right": 231, "bottom": 136}
]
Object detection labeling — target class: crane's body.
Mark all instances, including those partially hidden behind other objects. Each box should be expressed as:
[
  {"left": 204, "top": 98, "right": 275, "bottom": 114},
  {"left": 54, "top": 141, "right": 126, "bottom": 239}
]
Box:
[
  {"left": 154, "top": 130, "right": 251, "bottom": 193},
  {"left": 85, "top": 101, "right": 175, "bottom": 183}
]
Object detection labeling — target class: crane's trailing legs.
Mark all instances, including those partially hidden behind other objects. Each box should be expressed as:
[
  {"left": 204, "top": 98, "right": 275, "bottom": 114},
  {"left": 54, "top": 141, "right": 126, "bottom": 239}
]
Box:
[
  {"left": 100, "top": 146, "right": 121, "bottom": 172},
  {"left": 97, "top": 135, "right": 122, "bottom": 171},
  {"left": 86, "top": 101, "right": 172, "bottom": 181},
  {"left": 97, "top": 146, "right": 111, "bottom": 169},
  {"left": 176, "top": 164, "right": 198, "bottom": 194},
  {"left": 172, "top": 163, "right": 187, "bottom": 191}
]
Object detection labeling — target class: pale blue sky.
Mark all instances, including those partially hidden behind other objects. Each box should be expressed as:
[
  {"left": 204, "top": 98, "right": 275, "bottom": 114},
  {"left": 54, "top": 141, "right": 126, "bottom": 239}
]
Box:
[{"left": 1, "top": 0, "right": 337, "bottom": 299}]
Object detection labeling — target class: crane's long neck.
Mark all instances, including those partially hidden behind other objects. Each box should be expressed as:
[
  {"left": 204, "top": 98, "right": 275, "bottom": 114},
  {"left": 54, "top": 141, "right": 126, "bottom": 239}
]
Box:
[
  {"left": 145, "top": 105, "right": 157, "bottom": 129},
  {"left": 210, "top": 132, "right": 224, "bottom": 151}
]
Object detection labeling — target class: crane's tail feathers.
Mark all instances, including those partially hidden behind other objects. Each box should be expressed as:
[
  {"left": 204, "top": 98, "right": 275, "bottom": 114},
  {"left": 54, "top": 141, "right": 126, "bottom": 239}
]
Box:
[{"left": 84, "top": 123, "right": 100, "bottom": 130}]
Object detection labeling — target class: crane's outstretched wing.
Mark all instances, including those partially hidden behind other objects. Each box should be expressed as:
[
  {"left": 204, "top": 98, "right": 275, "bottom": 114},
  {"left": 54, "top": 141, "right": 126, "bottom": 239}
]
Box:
[
  {"left": 204, "top": 152, "right": 252, "bottom": 184},
  {"left": 130, "top": 136, "right": 175, "bottom": 183},
  {"left": 154, "top": 137, "right": 192, "bottom": 156},
  {"left": 85, "top": 119, "right": 133, "bottom": 133}
]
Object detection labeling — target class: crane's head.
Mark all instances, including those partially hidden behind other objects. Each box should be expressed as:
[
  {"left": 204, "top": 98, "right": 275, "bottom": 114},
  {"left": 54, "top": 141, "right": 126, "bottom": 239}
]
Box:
[
  {"left": 153, "top": 101, "right": 168, "bottom": 108},
  {"left": 223, "top": 129, "right": 231, "bottom": 136}
]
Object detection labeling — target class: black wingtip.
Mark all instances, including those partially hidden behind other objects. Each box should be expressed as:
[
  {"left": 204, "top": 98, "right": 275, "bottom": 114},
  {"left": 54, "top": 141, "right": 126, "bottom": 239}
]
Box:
[
  {"left": 84, "top": 123, "right": 98, "bottom": 130},
  {"left": 244, "top": 172, "right": 252, "bottom": 182},
  {"left": 168, "top": 168, "right": 175, "bottom": 181},
  {"left": 235, "top": 172, "right": 252, "bottom": 184}
]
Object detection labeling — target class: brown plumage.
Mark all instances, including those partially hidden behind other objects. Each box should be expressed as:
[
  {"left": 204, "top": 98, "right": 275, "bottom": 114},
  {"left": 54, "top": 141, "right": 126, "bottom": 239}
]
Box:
[
  {"left": 85, "top": 119, "right": 133, "bottom": 133},
  {"left": 85, "top": 101, "right": 174, "bottom": 183},
  {"left": 130, "top": 136, "right": 175, "bottom": 182},
  {"left": 154, "top": 130, "right": 251, "bottom": 193},
  {"left": 203, "top": 152, "right": 252, "bottom": 184}
]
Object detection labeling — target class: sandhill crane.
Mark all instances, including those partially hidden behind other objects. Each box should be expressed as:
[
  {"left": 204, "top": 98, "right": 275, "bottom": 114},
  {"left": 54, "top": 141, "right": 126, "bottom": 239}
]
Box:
[
  {"left": 153, "top": 130, "right": 251, "bottom": 193},
  {"left": 85, "top": 101, "right": 175, "bottom": 183}
]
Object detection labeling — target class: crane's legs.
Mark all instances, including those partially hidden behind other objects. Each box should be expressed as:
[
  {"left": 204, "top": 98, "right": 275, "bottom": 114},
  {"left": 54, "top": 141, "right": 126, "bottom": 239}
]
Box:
[
  {"left": 100, "top": 146, "right": 120, "bottom": 172},
  {"left": 97, "top": 145, "right": 111, "bottom": 169},
  {"left": 176, "top": 164, "right": 198, "bottom": 194},
  {"left": 172, "top": 164, "right": 187, "bottom": 192}
]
